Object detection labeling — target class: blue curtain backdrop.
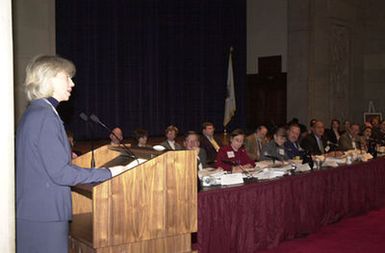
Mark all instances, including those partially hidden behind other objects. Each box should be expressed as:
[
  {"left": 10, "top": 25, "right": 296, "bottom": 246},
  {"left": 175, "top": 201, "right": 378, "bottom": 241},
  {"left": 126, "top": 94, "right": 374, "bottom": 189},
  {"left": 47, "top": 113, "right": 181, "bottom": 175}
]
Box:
[{"left": 56, "top": 0, "right": 246, "bottom": 139}]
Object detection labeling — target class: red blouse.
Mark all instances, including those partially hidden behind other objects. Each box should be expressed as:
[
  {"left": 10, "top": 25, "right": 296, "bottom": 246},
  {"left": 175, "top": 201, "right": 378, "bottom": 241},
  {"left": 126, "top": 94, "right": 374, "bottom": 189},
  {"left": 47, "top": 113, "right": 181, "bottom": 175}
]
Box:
[{"left": 215, "top": 145, "right": 255, "bottom": 171}]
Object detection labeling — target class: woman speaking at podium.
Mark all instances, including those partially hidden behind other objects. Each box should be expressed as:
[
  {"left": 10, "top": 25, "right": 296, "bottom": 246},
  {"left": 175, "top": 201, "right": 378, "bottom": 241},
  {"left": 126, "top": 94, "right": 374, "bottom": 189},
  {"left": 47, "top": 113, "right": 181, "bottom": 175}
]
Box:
[{"left": 16, "top": 55, "right": 126, "bottom": 253}]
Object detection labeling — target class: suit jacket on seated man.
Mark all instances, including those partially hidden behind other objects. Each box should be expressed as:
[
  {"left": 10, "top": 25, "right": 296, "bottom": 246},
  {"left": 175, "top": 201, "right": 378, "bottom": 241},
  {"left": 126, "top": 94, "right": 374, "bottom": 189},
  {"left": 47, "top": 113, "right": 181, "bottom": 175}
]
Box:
[
  {"left": 244, "top": 125, "right": 268, "bottom": 161},
  {"left": 200, "top": 122, "right": 222, "bottom": 166},
  {"left": 300, "top": 120, "right": 329, "bottom": 155},
  {"left": 184, "top": 131, "right": 207, "bottom": 169},
  {"left": 338, "top": 123, "right": 361, "bottom": 151},
  {"left": 284, "top": 124, "right": 306, "bottom": 159},
  {"left": 325, "top": 119, "right": 341, "bottom": 145}
]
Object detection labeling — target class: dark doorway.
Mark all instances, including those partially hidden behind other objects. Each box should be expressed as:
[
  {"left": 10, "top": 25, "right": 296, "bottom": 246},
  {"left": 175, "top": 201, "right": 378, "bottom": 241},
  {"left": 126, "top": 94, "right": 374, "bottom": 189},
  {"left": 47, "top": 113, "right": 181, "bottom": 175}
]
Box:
[{"left": 246, "top": 55, "right": 286, "bottom": 132}]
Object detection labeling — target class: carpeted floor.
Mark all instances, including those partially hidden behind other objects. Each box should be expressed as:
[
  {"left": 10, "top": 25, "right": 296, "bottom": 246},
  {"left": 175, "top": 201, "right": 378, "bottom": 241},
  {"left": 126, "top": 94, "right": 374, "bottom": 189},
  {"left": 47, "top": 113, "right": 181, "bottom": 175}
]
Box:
[{"left": 257, "top": 207, "right": 385, "bottom": 253}]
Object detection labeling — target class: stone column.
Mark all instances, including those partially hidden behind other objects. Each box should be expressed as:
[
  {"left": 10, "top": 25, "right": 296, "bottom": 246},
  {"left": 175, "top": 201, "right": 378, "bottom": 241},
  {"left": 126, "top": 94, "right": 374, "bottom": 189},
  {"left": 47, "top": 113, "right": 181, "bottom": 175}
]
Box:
[
  {"left": 287, "top": 0, "right": 313, "bottom": 125},
  {"left": 288, "top": 0, "right": 361, "bottom": 126},
  {"left": 13, "top": 0, "right": 56, "bottom": 123}
]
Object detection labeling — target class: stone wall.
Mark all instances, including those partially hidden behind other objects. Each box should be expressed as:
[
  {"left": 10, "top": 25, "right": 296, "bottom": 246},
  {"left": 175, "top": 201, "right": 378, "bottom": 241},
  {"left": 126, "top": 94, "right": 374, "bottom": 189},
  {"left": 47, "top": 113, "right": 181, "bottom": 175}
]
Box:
[
  {"left": 13, "top": 0, "right": 55, "bottom": 123},
  {"left": 288, "top": 0, "right": 385, "bottom": 126}
]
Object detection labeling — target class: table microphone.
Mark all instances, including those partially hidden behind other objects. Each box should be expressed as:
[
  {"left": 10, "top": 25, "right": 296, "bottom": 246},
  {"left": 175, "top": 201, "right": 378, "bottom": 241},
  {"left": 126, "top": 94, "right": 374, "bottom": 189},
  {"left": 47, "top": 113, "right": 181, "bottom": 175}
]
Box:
[
  {"left": 79, "top": 112, "right": 96, "bottom": 167},
  {"left": 88, "top": 114, "right": 139, "bottom": 162},
  {"left": 264, "top": 154, "right": 281, "bottom": 162}
]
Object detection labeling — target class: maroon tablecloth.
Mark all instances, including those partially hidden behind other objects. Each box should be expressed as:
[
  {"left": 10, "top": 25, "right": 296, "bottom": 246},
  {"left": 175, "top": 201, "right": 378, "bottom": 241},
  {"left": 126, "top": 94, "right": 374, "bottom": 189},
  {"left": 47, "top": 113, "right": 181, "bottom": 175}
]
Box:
[{"left": 196, "top": 158, "right": 385, "bottom": 253}]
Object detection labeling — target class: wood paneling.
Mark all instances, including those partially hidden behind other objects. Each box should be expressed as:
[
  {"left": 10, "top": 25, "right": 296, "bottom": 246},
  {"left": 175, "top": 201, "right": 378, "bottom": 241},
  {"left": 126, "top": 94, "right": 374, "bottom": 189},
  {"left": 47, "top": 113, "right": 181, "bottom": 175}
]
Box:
[
  {"left": 72, "top": 144, "right": 121, "bottom": 168},
  {"left": 70, "top": 146, "right": 197, "bottom": 253},
  {"left": 246, "top": 73, "right": 287, "bottom": 130},
  {"left": 69, "top": 234, "right": 195, "bottom": 253}
]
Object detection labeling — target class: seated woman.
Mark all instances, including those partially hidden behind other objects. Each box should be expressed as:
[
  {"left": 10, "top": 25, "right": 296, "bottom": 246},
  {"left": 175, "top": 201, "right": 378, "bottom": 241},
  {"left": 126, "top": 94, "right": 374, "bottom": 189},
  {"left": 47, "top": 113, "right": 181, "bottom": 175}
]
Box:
[
  {"left": 360, "top": 126, "right": 373, "bottom": 152},
  {"left": 134, "top": 128, "right": 151, "bottom": 148},
  {"left": 160, "top": 125, "right": 183, "bottom": 150},
  {"left": 260, "top": 127, "right": 289, "bottom": 162},
  {"left": 215, "top": 129, "right": 255, "bottom": 173}
]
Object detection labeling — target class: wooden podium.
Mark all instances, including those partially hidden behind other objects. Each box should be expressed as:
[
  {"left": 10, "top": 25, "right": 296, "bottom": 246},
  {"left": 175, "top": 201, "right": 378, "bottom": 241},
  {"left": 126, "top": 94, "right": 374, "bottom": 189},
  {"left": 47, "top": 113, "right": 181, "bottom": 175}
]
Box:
[{"left": 69, "top": 145, "right": 197, "bottom": 253}]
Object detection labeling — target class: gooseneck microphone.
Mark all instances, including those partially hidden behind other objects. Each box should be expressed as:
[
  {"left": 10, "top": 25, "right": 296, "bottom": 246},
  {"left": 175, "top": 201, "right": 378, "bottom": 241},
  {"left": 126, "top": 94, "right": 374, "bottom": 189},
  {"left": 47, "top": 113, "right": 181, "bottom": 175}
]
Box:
[
  {"left": 88, "top": 114, "right": 139, "bottom": 162},
  {"left": 263, "top": 154, "right": 282, "bottom": 164},
  {"left": 79, "top": 112, "right": 96, "bottom": 167},
  {"left": 79, "top": 112, "right": 89, "bottom": 122},
  {"left": 89, "top": 114, "right": 109, "bottom": 130}
]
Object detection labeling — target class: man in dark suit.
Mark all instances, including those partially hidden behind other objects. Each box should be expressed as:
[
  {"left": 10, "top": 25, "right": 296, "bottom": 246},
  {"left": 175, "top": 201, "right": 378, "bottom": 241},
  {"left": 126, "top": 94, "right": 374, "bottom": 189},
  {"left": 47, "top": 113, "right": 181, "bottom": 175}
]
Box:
[
  {"left": 284, "top": 124, "right": 306, "bottom": 159},
  {"left": 183, "top": 131, "right": 207, "bottom": 170},
  {"left": 325, "top": 119, "right": 341, "bottom": 146},
  {"left": 200, "top": 122, "right": 223, "bottom": 166},
  {"left": 301, "top": 120, "right": 329, "bottom": 155}
]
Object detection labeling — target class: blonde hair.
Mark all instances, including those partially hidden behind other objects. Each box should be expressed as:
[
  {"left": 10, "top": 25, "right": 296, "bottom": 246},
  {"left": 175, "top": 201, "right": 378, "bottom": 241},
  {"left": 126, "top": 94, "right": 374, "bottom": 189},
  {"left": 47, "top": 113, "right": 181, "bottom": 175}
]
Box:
[{"left": 24, "top": 55, "right": 76, "bottom": 101}]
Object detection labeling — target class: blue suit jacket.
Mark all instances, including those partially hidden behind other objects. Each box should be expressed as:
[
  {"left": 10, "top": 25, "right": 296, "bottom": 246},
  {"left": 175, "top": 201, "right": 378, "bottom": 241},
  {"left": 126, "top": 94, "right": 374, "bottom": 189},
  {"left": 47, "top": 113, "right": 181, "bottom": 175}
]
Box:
[
  {"left": 284, "top": 141, "right": 305, "bottom": 159},
  {"left": 16, "top": 99, "right": 111, "bottom": 222}
]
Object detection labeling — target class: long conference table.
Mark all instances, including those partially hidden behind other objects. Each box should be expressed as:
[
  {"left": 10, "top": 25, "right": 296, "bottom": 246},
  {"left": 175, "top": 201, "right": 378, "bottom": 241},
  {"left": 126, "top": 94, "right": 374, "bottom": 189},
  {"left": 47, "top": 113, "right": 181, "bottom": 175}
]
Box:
[{"left": 195, "top": 158, "right": 385, "bottom": 253}]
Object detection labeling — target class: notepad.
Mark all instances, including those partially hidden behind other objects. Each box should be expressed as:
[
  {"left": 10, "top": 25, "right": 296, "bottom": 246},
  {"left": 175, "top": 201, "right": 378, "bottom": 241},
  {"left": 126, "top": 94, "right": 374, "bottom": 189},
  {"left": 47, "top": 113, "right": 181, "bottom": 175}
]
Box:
[{"left": 220, "top": 173, "right": 244, "bottom": 185}]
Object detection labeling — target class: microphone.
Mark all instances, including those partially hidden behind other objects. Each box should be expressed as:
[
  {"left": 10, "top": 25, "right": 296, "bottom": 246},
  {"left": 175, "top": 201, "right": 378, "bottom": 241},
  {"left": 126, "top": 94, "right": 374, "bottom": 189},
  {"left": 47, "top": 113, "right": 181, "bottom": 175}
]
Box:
[
  {"left": 326, "top": 140, "right": 339, "bottom": 152},
  {"left": 264, "top": 154, "right": 281, "bottom": 162},
  {"left": 79, "top": 112, "right": 89, "bottom": 122},
  {"left": 89, "top": 114, "right": 109, "bottom": 130},
  {"left": 88, "top": 113, "right": 139, "bottom": 162},
  {"left": 79, "top": 112, "right": 96, "bottom": 167},
  {"left": 326, "top": 141, "right": 338, "bottom": 147}
]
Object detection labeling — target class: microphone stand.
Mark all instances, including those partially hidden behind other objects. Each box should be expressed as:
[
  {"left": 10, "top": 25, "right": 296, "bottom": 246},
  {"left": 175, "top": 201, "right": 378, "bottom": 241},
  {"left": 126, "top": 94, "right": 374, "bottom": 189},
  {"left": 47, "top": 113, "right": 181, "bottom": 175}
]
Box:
[
  {"left": 89, "top": 114, "right": 140, "bottom": 164},
  {"left": 79, "top": 112, "right": 96, "bottom": 167},
  {"left": 89, "top": 126, "right": 96, "bottom": 167}
]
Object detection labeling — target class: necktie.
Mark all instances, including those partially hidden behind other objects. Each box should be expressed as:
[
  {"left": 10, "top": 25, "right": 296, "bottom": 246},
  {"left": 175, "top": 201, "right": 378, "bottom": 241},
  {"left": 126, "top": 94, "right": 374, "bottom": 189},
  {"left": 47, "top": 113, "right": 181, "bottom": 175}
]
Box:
[
  {"left": 210, "top": 137, "right": 220, "bottom": 152},
  {"left": 256, "top": 139, "right": 262, "bottom": 154},
  {"left": 316, "top": 137, "right": 324, "bottom": 154}
]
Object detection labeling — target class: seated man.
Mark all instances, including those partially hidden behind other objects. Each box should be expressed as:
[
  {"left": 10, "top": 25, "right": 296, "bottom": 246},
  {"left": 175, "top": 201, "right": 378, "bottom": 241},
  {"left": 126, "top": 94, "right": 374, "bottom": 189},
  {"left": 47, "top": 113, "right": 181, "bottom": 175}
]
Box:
[
  {"left": 284, "top": 124, "right": 306, "bottom": 159},
  {"left": 200, "top": 122, "right": 223, "bottom": 166},
  {"left": 300, "top": 120, "right": 329, "bottom": 155},
  {"left": 338, "top": 123, "right": 361, "bottom": 151},
  {"left": 160, "top": 125, "right": 183, "bottom": 150},
  {"left": 260, "top": 127, "right": 289, "bottom": 161},
  {"left": 183, "top": 131, "right": 207, "bottom": 170},
  {"left": 110, "top": 127, "right": 123, "bottom": 145},
  {"left": 325, "top": 119, "right": 341, "bottom": 146},
  {"left": 244, "top": 125, "right": 268, "bottom": 161}
]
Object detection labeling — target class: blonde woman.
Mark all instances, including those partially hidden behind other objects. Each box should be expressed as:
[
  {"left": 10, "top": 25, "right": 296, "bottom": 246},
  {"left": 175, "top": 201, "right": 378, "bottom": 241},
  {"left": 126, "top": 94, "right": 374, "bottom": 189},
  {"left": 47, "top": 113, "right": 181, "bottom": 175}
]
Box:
[{"left": 16, "top": 55, "right": 126, "bottom": 253}]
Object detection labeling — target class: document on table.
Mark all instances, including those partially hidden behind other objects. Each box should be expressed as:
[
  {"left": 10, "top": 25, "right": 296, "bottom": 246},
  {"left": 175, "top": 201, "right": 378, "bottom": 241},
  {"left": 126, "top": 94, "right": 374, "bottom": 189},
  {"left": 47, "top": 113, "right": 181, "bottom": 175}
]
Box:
[{"left": 220, "top": 173, "right": 244, "bottom": 185}]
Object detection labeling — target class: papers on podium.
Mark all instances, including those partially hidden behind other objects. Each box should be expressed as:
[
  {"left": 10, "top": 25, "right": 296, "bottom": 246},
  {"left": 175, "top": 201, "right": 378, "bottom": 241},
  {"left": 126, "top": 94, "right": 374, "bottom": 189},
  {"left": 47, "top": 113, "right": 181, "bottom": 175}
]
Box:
[{"left": 126, "top": 158, "right": 147, "bottom": 170}]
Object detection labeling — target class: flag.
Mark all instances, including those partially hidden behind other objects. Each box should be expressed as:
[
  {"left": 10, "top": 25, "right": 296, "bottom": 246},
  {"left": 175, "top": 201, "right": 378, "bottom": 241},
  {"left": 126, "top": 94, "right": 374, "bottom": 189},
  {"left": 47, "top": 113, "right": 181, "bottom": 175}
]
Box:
[{"left": 223, "top": 47, "right": 236, "bottom": 127}]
